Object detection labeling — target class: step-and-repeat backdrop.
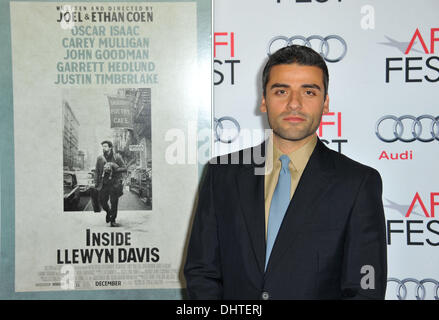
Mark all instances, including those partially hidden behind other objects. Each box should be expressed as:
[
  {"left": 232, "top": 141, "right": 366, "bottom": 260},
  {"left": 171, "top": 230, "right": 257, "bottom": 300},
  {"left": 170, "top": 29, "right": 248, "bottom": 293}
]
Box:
[{"left": 213, "top": 0, "right": 439, "bottom": 300}]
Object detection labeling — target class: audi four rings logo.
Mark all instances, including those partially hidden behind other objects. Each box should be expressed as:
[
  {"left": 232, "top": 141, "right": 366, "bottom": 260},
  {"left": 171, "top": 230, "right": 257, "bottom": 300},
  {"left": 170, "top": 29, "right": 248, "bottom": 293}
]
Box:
[
  {"left": 214, "top": 116, "right": 241, "bottom": 144},
  {"left": 375, "top": 115, "right": 439, "bottom": 142},
  {"left": 267, "top": 35, "right": 348, "bottom": 62},
  {"left": 387, "top": 278, "right": 439, "bottom": 300}
]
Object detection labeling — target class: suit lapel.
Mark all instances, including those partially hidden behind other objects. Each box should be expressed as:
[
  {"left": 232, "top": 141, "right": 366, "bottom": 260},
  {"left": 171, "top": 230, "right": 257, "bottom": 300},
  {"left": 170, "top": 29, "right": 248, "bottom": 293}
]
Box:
[
  {"left": 264, "top": 139, "right": 336, "bottom": 277},
  {"left": 236, "top": 144, "right": 266, "bottom": 275}
]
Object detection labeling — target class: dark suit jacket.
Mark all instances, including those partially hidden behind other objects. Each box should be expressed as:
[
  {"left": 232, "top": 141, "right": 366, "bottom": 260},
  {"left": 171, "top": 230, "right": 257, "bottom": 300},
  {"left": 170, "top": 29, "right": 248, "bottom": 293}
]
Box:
[
  {"left": 95, "top": 151, "right": 127, "bottom": 192},
  {"left": 184, "top": 138, "right": 387, "bottom": 300}
]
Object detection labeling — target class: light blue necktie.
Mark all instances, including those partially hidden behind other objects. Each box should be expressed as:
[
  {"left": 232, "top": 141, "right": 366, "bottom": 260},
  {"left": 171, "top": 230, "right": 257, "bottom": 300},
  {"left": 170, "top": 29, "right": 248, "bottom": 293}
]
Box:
[{"left": 265, "top": 154, "right": 291, "bottom": 271}]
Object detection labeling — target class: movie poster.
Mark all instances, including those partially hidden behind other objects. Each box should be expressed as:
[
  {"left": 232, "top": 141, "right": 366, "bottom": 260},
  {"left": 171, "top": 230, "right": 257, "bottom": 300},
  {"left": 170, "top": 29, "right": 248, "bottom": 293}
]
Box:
[{"left": 10, "top": 1, "right": 207, "bottom": 292}]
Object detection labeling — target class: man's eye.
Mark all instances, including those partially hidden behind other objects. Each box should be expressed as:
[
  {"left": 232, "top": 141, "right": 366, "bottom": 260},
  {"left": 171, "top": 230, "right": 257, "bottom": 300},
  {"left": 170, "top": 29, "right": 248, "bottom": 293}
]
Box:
[
  {"left": 305, "top": 90, "right": 316, "bottom": 96},
  {"left": 275, "top": 89, "right": 286, "bottom": 95}
]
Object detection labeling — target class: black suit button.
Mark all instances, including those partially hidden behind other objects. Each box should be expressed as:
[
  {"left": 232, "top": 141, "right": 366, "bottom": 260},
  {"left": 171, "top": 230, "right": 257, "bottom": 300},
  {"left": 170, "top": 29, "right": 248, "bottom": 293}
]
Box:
[{"left": 262, "top": 291, "right": 269, "bottom": 300}]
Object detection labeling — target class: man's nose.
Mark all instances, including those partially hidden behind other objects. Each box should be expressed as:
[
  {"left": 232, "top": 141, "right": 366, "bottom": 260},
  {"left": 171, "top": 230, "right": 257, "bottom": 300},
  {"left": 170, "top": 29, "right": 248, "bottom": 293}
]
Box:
[{"left": 286, "top": 92, "right": 302, "bottom": 110}]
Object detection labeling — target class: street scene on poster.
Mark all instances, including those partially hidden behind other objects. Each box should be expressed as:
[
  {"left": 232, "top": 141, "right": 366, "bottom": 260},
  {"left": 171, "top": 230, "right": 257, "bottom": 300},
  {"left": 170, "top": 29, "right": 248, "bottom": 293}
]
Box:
[
  {"left": 11, "top": 2, "right": 200, "bottom": 292},
  {"left": 62, "top": 88, "right": 152, "bottom": 214}
]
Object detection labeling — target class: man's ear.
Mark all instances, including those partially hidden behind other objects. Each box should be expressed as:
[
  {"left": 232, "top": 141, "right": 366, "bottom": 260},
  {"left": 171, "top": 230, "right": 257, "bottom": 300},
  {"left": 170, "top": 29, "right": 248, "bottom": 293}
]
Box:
[
  {"left": 260, "top": 95, "right": 267, "bottom": 113},
  {"left": 323, "top": 94, "right": 329, "bottom": 114}
]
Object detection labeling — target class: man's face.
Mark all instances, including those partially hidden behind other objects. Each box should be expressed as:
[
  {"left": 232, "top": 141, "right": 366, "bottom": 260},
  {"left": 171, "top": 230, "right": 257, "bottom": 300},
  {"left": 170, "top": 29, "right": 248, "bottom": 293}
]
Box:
[
  {"left": 102, "top": 143, "right": 111, "bottom": 154},
  {"left": 260, "top": 63, "right": 329, "bottom": 144}
]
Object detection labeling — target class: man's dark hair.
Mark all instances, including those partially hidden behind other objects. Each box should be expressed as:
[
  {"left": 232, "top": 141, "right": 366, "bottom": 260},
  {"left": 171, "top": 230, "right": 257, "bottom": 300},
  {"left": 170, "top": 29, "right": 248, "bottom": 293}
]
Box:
[
  {"left": 262, "top": 45, "right": 329, "bottom": 98},
  {"left": 101, "top": 140, "right": 113, "bottom": 148}
]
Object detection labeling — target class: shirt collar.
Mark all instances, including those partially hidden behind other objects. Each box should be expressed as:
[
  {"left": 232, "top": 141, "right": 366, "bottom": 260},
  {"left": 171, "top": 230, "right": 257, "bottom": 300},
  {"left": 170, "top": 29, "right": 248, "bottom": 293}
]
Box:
[{"left": 268, "top": 134, "right": 317, "bottom": 173}]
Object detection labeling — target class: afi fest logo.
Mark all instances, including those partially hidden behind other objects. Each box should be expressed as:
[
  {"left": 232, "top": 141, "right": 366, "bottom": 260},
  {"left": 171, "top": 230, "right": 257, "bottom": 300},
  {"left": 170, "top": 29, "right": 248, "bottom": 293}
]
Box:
[
  {"left": 385, "top": 192, "right": 439, "bottom": 247},
  {"left": 214, "top": 32, "right": 240, "bottom": 86},
  {"left": 382, "top": 28, "right": 439, "bottom": 83},
  {"left": 318, "top": 111, "right": 347, "bottom": 153}
]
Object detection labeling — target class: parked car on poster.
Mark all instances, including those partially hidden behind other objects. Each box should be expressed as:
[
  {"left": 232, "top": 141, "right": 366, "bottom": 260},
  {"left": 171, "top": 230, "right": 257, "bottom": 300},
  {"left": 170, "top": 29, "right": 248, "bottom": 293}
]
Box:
[
  {"left": 75, "top": 171, "right": 94, "bottom": 195},
  {"left": 64, "top": 171, "right": 80, "bottom": 211}
]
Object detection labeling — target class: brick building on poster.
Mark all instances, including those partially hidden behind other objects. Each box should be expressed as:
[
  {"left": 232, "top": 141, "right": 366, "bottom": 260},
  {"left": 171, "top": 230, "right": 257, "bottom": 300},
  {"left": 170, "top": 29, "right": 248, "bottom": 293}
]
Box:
[
  {"left": 107, "top": 88, "right": 152, "bottom": 207},
  {"left": 63, "top": 100, "right": 80, "bottom": 170}
]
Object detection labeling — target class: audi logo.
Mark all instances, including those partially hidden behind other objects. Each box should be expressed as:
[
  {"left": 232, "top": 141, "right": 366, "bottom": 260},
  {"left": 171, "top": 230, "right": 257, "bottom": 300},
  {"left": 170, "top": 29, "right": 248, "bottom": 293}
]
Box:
[
  {"left": 267, "top": 35, "right": 348, "bottom": 62},
  {"left": 375, "top": 115, "right": 439, "bottom": 143},
  {"left": 214, "top": 116, "right": 241, "bottom": 144},
  {"left": 387, "top": 278, "right": 439, "bottom": 300}
]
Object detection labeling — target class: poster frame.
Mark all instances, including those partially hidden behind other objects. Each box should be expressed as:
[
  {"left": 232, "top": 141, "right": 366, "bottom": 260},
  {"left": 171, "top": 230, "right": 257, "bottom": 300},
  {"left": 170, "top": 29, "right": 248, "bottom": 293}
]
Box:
[{"left": 0, "top": 0, "right": 212, "bottom": 300}]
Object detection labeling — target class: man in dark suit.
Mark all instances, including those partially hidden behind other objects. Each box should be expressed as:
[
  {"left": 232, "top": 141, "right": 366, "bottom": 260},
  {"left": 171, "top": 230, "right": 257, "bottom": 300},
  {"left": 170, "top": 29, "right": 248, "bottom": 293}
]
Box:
[
  {"left": 184, "top": 45, "right": 387, "bottom": 299},
  {"left": 95, "top": 140, "right": 127, "bottom": 227}
]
